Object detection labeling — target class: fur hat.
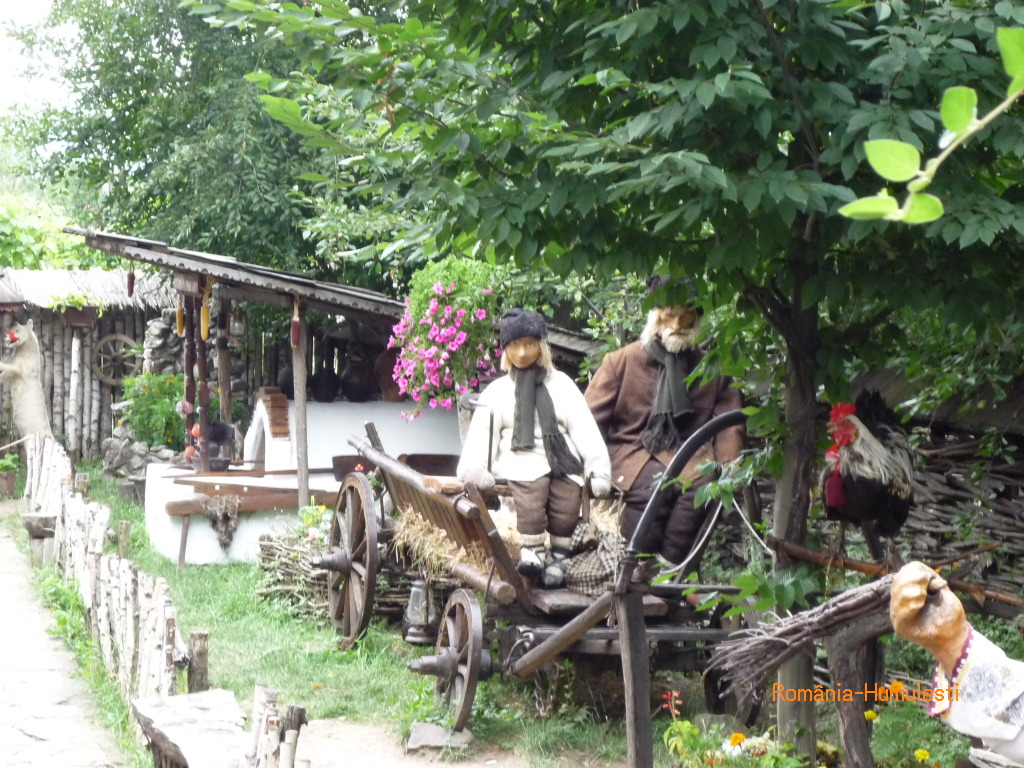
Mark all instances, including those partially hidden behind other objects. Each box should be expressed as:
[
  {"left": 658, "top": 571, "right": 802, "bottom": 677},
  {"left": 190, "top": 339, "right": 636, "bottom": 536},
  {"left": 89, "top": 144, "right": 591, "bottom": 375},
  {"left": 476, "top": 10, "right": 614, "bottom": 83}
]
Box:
[
  {"left": 498, "top": 309, "right": 547, "bottom": 348},
  {"left": 646, "top": 275, "right": 703, "bottom": 314}
]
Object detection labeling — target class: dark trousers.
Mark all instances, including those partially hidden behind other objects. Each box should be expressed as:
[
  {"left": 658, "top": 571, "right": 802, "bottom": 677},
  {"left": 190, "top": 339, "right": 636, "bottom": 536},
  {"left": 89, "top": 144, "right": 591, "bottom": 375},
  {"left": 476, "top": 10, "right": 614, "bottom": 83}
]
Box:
[
  {"left": 620, "top": 459, "right": 711, "bottom": 565},
  {"left": 508, "top": 475, "right": 582, "bottom": 539}
]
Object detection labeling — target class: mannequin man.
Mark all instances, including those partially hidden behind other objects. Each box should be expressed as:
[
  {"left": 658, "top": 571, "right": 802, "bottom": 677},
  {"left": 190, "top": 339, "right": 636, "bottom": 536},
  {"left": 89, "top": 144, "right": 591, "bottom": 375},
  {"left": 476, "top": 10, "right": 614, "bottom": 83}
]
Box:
[
  {"left": 585, "top": 278, "right": 745, "bottom": 572},
  {"left": 458, "top": 309, "right": 611, "bottom": 588}
]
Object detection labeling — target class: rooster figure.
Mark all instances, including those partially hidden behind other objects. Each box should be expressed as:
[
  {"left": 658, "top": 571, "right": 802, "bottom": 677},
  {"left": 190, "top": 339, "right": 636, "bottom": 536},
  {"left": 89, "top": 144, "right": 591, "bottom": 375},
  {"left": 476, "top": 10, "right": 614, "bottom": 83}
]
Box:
[{"left": 820, "top": 389, "right": 915, "bottom": 566}]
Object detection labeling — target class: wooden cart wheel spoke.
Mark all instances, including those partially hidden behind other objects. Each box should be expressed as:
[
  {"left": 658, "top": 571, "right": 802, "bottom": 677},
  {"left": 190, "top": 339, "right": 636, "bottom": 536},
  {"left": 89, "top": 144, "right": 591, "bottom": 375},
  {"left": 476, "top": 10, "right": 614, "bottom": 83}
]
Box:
[
  {"left": 432, "top": 589, "right": 484, "bottom": 731},
  {"left": 323, "top": 472, "right": 379, "bottom": 650},
  {"left": 90, "top": 333, "right": 142, "bottom": 386}
]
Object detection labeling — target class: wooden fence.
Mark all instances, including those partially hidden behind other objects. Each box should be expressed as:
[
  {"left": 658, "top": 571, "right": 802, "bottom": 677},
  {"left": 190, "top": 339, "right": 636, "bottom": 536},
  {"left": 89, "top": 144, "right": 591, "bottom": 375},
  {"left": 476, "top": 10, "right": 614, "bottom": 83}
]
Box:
[
  {"left": 24, "top": 434, "right": 190, "bottom": 700},
  {"left": 23, "top": 435, "right": 309, "bottom": 767},
  {"left": 1, "top": 307, "right": 157, "bottom": 461}
]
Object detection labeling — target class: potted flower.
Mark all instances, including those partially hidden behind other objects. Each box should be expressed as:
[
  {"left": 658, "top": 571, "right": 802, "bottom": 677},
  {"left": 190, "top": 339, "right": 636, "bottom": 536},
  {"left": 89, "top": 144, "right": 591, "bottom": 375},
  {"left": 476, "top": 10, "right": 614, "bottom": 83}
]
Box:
[
  {"left": 388, "top": 255, "right": 502, "bottom": 420},
  {"left": 0, "top": 453, "right": 19, "bottom": 498}
]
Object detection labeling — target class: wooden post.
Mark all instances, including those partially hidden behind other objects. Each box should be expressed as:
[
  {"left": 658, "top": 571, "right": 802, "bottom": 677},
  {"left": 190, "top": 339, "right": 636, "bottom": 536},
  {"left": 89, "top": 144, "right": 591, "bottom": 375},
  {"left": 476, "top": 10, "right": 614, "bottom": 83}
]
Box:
[
  {"left": 184, "top": 294, "right": 197, "bottom": 451},
  {"left": 67, "top": 328, "right": 81, "bottom": 461},
  {"left": 196, "top": 283, "right": 211, "bottom": 474},
  {"left": 217, "top": 298, "right": 234, "bottom": 459},
  {"left": 291, "top": 298, "right": 309, "bottom": 509},
  {"left": 188, "top": 631, "right": 209, "bottom": 693},
  {"left": 117, "top": 520, "right": 131, "bottom": 557},
  {"left": 616, "top": 589, "right": 653, "bottom": 768}
]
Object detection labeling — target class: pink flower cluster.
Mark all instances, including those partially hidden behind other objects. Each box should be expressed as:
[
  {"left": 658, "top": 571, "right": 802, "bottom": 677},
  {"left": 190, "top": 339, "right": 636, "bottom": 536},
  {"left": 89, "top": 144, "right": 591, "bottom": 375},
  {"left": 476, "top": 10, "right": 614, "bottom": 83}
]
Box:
[{"left": 389, "top": 280, "right": 499, "bottom": 420}]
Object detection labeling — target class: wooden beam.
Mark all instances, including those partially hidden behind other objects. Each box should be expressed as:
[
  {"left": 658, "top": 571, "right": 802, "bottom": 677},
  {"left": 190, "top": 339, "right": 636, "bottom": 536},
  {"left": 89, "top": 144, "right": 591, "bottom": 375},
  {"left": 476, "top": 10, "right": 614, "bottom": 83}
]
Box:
[
  {"left": 165, "top": 490, "right": 334, "bottom": 517},
  {"left": 292, "top": 297, "right": 310, "bottom": 510}
]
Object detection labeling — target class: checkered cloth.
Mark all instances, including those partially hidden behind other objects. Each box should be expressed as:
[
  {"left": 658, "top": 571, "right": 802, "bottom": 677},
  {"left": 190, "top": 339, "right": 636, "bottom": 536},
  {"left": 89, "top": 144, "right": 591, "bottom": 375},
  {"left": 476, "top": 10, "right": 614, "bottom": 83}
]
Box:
[{"left": 563, "top": 519, "right": 625, "bottom": 596}]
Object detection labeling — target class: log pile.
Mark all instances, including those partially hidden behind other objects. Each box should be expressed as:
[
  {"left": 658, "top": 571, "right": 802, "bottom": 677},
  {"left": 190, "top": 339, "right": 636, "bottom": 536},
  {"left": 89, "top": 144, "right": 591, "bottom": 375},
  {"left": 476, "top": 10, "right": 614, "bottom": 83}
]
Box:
[
  {"left": 256, "top": 534, "right": 330, "bottom": 626},
  {"left": 903, "top": 429, "right": 1024, "bottom": 595}
]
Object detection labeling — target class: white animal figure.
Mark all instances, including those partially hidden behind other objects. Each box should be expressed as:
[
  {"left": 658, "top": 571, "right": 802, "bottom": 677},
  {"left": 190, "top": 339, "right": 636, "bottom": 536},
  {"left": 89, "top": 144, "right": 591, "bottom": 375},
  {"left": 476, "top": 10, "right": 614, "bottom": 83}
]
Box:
[{"left": 0, "top": 319, "right": 54, "bottom": 439}]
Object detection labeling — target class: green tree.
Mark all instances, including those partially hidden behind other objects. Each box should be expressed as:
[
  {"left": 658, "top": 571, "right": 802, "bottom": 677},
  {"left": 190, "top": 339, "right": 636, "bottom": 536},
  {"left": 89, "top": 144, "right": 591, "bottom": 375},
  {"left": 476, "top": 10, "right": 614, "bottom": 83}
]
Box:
[
  {"left": 194, "top": 1, "right": 1024, "bottom": 754},
  {"left": 10, "top": 0, "right": 321, "bottom": 275},
  {"left": 198, "top": 0, "right": 1024, "bottom": 529}
]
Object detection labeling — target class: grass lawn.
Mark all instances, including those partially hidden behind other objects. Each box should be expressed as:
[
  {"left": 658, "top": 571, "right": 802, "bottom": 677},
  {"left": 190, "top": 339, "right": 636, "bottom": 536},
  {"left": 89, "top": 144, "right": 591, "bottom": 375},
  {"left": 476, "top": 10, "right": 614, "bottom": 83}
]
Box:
[{"left": 51, "top": 461, "right": 991, "bottom": 767}]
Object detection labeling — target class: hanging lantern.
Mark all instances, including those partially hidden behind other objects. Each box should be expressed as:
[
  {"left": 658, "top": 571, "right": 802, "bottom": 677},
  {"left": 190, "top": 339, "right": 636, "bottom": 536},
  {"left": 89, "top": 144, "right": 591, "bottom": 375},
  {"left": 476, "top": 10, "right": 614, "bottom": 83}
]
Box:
[{"left": 228, "top": 309, "right": 248, "bottom": 348}]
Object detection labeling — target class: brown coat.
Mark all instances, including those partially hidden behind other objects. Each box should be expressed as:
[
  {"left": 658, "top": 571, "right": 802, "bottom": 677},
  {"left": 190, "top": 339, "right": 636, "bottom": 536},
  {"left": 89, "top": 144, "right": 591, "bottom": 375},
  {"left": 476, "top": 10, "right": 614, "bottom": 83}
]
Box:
[{"left": 584, "top": 340, "right": 745, "bottom": 491}]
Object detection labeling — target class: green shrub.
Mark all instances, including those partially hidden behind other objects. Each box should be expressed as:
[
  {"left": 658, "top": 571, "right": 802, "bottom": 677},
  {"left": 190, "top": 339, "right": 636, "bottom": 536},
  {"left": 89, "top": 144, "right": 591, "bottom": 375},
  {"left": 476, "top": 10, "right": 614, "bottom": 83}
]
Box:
[
  {"left": 121, "top": 373, "right": 244, "bottom": 451},
  {"left": 0, "top": 452, "right": 19, "bottom": 472}
]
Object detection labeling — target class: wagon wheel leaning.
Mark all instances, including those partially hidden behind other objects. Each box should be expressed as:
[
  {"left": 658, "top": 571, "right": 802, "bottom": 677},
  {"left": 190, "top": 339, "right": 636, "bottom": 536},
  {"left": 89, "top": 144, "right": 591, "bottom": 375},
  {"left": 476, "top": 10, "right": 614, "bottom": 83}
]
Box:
[
  {"left": 702, "top": 601, "right": 762, "bottom": 727},
  {"left": 313, "top": 473, "right": 379, "bottom": 651},
  {"left": 423, "top": 588, "right": 491, "bottom": 731},
  {"left": 90, "top": 334, "right": 142, "bottom": 386}
]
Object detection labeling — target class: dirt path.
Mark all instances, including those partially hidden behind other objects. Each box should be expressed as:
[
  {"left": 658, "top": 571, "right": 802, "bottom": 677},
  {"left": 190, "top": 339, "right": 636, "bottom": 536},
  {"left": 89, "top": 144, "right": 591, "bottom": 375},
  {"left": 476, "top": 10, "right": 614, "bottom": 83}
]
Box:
[
  {"left": 294, "top": 717, "right": 630, "bottom": 767},
  {"left": 294, "top": 718, "right": 531, "bottom": 767}
]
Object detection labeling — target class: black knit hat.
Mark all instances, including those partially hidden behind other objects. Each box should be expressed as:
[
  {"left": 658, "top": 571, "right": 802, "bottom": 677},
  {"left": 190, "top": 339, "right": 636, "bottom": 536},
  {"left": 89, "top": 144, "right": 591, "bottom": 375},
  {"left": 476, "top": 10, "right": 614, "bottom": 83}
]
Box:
[
  {"left": 646, "top": 274, "right": 703, "bottom": 314},
  {"left": 499, "top": 309, "right": 547, "bottom": 348}
]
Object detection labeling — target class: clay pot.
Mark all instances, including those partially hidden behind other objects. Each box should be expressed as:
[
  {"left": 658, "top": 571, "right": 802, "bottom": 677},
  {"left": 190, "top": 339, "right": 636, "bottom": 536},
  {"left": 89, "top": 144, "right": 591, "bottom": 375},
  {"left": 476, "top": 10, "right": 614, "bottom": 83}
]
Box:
[
  {"left": 310, "top": 366, "right": 340, "bottom": 403},
  {"left": 339, "top": 357, "right": 378, "bottom": 403},
  {"left": 374, "top": 349, "right": 406, "bottom": 403},
  {"left": 276, "top": 366, "right": 295, "bottom": 399}
]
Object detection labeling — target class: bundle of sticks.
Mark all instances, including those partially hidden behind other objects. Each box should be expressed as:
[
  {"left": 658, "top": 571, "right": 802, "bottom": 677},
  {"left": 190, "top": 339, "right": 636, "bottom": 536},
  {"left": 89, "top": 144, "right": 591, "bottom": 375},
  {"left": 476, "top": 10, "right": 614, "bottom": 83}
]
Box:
[{"left": 707, "top": 540, "right": 1022, "bottom": 703}]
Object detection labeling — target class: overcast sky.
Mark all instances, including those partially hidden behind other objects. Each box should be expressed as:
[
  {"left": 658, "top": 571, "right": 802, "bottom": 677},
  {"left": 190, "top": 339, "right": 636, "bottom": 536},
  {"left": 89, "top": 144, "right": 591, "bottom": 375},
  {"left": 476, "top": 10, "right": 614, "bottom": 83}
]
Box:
[{"left": 1, "top": 0, "right": 70, "bottom": 117}]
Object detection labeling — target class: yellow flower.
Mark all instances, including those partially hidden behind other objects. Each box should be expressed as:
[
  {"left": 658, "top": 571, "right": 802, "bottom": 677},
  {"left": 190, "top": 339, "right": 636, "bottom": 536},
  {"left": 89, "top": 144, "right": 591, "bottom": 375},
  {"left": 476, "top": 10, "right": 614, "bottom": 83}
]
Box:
[
  {"left": 915, "top": 749, "right": 930, "bottom": 763},
  {"left": 864, "top": 710, "right": 878, "bottom": 721},
  {"left": 889, "top": 680, "right": 904, "bottom": 693},
  {"left": 730, "top": 732, "right": 746, "bottom": 746}
]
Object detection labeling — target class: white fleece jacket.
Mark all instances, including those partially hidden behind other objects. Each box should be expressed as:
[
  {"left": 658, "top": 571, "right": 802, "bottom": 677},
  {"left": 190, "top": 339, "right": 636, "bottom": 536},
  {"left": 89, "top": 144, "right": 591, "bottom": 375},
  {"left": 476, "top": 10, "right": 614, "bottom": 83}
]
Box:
[{"left": 457, "top": 368, "right": 611, "bottom": 485}]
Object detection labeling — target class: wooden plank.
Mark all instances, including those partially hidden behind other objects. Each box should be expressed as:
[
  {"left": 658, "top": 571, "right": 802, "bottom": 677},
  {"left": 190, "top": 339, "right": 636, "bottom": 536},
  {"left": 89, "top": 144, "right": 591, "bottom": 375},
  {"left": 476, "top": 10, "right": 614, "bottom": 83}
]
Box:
[
  {"left": 618, "top": 590, "right": 654, "bottom": 768},
  {"left": 174, "top": 480, "right": 336, "bottom": 498},
  {"left": 166, "top": 490, "right": 334, "bottom": 516}
]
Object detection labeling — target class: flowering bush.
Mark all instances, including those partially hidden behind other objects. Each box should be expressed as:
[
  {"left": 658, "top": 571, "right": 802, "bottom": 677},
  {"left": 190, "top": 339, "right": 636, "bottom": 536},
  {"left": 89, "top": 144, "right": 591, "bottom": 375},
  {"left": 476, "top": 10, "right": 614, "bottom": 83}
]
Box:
[
  {"left": 122, "top": 372, "right": 244, "bottom": 451},
  {"left": 389, "top": 255, "right": 503, "bottom": 419}
]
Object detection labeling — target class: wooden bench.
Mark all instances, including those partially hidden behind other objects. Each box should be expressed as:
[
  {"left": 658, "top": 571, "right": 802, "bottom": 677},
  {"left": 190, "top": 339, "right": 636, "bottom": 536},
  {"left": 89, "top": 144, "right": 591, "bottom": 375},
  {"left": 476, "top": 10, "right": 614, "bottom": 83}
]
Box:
[{"left": 167, "top": 470, "right": 337, "bottom": 570}]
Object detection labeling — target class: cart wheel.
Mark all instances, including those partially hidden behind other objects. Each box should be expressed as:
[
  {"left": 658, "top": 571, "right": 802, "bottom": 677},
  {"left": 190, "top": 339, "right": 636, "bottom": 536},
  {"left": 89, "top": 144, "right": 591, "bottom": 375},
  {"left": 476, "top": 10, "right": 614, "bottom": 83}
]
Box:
[
  {"left": 703, "top": 602, "right": 762, "bottom": 726},
  {"left": 435, "top": 589, "right": 486, "bottom": 731},
  {"left": 318, "top": 473, "right": 379, "bottom": 651},
  {"left": 90, "top": 334, "right": 142, "bottom": 386}
]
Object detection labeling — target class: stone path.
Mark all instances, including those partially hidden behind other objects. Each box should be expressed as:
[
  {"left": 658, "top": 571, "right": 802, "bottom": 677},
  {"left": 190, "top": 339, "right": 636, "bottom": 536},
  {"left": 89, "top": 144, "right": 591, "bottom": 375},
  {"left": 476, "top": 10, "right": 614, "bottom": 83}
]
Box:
[{"left": 0, "top": 498, "right": 125, "bottom": 768}]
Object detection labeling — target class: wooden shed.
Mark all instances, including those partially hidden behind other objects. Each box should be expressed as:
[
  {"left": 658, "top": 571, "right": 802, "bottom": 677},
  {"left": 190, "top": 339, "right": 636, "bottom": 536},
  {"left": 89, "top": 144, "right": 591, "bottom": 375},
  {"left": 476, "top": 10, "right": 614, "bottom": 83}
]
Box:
[{"left": 0, "top": 267, "right": 176, "bottom": 459}]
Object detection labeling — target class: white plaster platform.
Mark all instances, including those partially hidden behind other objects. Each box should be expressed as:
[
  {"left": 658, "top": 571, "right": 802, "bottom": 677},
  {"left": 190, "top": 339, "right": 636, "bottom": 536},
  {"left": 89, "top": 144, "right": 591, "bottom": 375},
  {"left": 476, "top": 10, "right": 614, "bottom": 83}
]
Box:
[
  {"left": 146, "top": 400, "right": 462, "bottom": 567},
  {"left": 244, "top": 400, "right": 462, "bottom": 471},
  {"left": 144, "top": 463, "right": 318, "bottom": 566}
]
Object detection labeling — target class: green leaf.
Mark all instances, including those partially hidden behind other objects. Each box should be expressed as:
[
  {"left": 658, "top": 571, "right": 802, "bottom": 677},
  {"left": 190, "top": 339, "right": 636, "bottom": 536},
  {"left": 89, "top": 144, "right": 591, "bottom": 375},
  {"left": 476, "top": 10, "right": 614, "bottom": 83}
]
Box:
[
  {"left": 901, "top": 192, "right": 944, "bottom": 224},
  {"left": 940, "top": 87, "right": 977, "bottom": 135},
  {"left": 997, "top": 27, "right": 1024, "bottom": 79},
  {"left": 863, "top": 139, "right": 921, "bottom": 182},
  {"left": 838, "top": 194, "right": 899, "bottom": 220}
]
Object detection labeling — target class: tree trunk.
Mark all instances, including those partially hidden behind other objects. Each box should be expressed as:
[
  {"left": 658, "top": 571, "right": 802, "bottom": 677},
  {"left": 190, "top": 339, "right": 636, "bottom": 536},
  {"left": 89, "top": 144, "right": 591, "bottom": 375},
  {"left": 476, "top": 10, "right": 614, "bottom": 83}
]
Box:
[
  {"left": 774, "top": 298, "right": 821, "bottom": 761},
  {"left": 823, "top": 609, "right": 892, "bottom": 768}
]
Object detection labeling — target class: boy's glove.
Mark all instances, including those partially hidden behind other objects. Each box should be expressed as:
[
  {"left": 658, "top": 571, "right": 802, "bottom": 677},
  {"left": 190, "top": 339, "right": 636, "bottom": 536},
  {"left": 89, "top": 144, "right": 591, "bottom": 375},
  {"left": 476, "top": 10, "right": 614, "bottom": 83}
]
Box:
[
  {"left": 589, "top": 475, "right": 612, "bottom": 499},
  {"left": 461, "top": 466, "right": 496, "bottom": 493}
]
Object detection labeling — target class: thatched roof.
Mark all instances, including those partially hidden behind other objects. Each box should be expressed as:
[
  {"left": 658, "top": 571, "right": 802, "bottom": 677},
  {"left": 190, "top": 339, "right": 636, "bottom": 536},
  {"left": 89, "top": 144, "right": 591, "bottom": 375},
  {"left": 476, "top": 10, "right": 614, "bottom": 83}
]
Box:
[{"left": 0, "top": 267, "right": 176, "bottom": 312}]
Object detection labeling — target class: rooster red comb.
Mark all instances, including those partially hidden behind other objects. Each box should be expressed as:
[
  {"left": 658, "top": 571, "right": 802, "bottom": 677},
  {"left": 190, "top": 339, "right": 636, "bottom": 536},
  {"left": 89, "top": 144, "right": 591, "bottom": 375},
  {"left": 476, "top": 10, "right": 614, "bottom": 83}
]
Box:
[{"left": 829, "top": 402, "right": 857, "bottom": 423}]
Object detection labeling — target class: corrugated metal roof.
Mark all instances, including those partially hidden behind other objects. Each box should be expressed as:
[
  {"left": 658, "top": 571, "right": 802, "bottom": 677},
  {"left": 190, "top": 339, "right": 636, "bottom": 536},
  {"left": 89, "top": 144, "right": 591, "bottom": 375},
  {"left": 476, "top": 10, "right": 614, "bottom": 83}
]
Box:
[
  {"left": 65, "top": 228, "right": 603, "bottom": 361},
  {"left": 0, "top": 267, "right": 177, "bottom": 311}
]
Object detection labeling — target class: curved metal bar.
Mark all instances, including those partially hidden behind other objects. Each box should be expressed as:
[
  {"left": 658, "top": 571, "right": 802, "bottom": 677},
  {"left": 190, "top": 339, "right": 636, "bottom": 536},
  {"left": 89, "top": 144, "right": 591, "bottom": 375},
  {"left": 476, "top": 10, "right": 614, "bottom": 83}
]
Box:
[{"left": 614, "top": 409, "right": 748, "bottom": 593}]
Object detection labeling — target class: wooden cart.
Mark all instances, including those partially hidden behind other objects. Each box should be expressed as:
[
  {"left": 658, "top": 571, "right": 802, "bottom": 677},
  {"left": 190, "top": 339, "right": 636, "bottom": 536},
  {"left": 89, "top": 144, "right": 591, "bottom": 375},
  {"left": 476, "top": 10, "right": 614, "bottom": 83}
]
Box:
[{"left": 313, "top": 411, "right": 757, "bottom": 767}]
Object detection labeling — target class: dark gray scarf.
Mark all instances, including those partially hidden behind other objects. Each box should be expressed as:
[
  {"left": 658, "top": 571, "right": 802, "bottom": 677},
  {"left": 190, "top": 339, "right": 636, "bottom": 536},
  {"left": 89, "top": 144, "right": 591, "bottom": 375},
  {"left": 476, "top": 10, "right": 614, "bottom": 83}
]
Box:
[
  {"left": 640, "top": 340, "right": 696, "bottom": 454},
  {"left": 511, "top": 366, "right": 584, "bottom": 477}
]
